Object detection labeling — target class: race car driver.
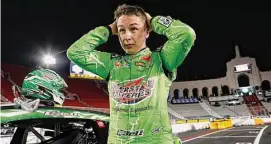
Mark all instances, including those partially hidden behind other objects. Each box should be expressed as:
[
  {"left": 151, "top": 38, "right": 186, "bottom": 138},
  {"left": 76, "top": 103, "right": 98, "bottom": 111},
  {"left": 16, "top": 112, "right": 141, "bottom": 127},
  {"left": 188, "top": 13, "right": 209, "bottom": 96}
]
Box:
[{"left": 67, "top": 4, "right": 196, "bottom": 144}]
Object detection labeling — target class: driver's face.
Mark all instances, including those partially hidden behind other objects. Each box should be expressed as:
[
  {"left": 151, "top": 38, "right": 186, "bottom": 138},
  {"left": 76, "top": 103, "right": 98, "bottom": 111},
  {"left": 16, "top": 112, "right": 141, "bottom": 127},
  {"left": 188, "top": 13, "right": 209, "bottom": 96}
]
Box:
[{"left": 117, "top": 15, "right": 149, "bottom": 55}]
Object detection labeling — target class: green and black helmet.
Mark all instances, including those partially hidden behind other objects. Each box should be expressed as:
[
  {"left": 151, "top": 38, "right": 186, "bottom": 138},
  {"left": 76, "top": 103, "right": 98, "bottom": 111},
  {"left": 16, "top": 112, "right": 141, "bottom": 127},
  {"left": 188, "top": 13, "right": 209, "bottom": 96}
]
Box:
[{"left": 22, "top": 68, "right": 68, "bottom": 106}]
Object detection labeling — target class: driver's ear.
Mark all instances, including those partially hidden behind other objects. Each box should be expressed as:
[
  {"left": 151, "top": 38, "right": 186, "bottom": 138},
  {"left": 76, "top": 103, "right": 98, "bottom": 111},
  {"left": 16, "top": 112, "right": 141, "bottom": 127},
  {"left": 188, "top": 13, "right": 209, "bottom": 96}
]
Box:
[{"left": 145, "top": 31, "right": 150, "bottom": 39}]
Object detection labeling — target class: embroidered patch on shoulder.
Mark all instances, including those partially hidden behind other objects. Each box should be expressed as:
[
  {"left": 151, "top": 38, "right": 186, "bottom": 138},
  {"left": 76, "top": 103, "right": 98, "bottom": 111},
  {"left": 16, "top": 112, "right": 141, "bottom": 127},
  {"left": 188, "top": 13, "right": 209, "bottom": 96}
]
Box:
[{"left": 158, "top": 16, "right": 173, "bottom": 27}]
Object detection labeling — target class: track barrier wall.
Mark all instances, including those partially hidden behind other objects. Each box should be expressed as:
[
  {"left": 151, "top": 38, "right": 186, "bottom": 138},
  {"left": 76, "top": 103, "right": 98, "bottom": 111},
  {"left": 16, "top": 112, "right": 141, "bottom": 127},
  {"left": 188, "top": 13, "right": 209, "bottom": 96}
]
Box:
[{"left": 171, "top": 116, "right": 271, "bottom": 133}]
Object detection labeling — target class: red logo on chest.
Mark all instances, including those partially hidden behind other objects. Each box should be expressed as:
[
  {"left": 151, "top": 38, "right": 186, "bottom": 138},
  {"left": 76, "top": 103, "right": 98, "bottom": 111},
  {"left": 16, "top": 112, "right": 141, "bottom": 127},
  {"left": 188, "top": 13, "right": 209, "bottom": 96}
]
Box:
[{"left": 141, "top": 54, "right": 151, "bottom": 62}]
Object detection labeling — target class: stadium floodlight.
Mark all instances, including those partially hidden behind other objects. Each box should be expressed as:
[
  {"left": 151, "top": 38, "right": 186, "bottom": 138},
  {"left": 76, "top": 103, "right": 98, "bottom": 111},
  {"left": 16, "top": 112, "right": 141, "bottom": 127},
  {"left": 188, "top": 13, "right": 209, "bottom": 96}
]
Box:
[{"left": 43, "top": 54, "right": 56, "bottom": 65}]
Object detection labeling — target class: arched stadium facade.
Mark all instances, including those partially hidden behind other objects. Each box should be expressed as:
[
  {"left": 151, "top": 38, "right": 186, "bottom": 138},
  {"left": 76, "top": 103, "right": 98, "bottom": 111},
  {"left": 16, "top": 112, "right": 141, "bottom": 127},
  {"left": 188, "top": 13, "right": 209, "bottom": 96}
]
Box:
[{"left": 169, "top": 45, "right": 271, "bottom": 99}]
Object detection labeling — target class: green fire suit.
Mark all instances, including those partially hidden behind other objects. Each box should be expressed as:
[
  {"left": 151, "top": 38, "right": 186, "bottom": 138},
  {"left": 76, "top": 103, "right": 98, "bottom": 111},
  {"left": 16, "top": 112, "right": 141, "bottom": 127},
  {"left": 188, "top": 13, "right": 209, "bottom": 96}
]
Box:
[{"left": 67, "top": 15, "right": 196, "bottom": 144}]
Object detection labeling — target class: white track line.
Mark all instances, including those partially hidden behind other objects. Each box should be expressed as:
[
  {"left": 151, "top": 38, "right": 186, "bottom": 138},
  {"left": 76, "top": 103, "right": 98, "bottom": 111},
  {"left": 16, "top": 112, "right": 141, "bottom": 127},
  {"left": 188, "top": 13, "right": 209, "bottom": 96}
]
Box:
[
  {"left": 200, "top": 136, "right": 257, "bottom": 138},
  {"left": 182, "top": 128, "right": 233, "bottom": 143},
  {"left": 253, "top": 126, "right": 268, "bottom": 144},
  {"left": 226, "top": 129, "right": 261, "bottom": 131}
]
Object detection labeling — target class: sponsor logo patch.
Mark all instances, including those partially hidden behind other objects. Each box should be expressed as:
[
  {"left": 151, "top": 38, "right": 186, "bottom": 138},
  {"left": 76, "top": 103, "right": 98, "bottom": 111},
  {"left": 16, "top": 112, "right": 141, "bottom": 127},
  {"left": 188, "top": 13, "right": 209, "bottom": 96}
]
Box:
[
  {"left": 114, "top": 61, "right": 129, "bottom": 68},
  {"left": 96, "top": 120, "right": 106, "bottom": 128},
  {"left": 140, "top": 54, "right": 151, "bottom": 62},
  {"left": 152, "top": 127, "right": 164, "bottom": 134},
  {"left": 135, "top": 62, "right": 146, "bottom": 67},
  {"left": 113, "top": 105, "right": 153, "bottom": 113},
  {"left": 44, "top": 111, "right": 79, "bottom": 117},
  {"left": 43, "top": 73, "right": 56, "bottom": 80},
  {"left": 158, "top": 16, "right": 173, "bottom": 27},
  {"left": 112, "top": 78, "right": 155, "bottom": 104},
  {"left": 117, "top": 129, "right": 144, "bottom": 136}
]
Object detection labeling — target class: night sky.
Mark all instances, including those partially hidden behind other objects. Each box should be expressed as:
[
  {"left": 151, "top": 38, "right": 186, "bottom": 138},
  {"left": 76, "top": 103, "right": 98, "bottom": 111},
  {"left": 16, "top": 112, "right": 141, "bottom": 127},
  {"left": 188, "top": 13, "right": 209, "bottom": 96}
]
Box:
[{"left": 2, "top": 0, "right": 271, "bottom": 81}]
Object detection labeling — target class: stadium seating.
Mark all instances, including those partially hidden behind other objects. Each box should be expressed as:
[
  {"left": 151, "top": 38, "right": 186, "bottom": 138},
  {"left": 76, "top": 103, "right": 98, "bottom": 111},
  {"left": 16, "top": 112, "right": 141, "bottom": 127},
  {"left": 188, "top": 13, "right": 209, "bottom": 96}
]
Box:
[
  {"left": 66, "top": 78, "right": 108, "bottom": 100},
  {"left": 168, "top": 102, "right": 209, "bottom": 118},
  {"left": 1, "top": 63, "right": 30, "bottom": 85},
  {"left": 1, "top": 63, "right": 109, "bottom": 108},
  {"left": 1, "top": 78, "right": 14, "bottom": 102},
  {"left": 171, "top": 98, "right": 199, "bottom": 104},
  {"left": 262, "top": 102, "right": 271, "bottom": 112},
  {"left": 210, "top": 101, "right": 251, "bottom": 116},
  {"left": 63, "top": 99, "right": 109, "bottom": 108},
  {"left": 168, "top": 96, "right": 254, "bottom": 118},
  {"left": 242, "top": 94, "right": 269, "bottom": 116}
]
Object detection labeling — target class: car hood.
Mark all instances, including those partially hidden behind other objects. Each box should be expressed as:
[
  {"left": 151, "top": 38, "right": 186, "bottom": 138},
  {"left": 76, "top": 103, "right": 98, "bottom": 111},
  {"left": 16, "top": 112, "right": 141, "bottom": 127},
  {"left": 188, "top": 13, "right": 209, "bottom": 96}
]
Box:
[{"left": 0, "top": 103, "right": 110, "bottom": 124}]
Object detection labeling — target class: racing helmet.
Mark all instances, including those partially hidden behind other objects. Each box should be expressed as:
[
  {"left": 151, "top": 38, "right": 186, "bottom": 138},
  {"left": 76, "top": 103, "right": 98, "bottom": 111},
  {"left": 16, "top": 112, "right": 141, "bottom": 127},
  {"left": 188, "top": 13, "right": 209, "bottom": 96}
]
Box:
[{"left": 22, "top": 68, "right": 68, "bottom": 106}]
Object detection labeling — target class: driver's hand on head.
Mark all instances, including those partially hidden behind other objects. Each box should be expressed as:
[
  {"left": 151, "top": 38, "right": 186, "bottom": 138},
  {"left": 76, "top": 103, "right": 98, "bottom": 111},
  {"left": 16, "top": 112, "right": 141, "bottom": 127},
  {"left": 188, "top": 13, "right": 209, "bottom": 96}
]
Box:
[
  {"left": 109, "top": 21, "right": 118, "bottom": 35},
  {"left": 145, "top": 12, "right": 152, "bottom": 32}
]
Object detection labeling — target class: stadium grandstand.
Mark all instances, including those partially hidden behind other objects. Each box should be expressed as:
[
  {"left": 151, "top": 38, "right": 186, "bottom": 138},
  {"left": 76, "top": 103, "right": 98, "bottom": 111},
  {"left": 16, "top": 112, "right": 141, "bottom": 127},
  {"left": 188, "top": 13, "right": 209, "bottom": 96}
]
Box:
[{"left": 2, "top": 62, "right": 270, "bottom": 119}]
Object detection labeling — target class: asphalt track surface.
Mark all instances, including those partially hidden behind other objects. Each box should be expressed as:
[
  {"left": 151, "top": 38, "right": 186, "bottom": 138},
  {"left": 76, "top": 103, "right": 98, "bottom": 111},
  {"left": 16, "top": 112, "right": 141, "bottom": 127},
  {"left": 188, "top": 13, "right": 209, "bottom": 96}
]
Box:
[{"left": 178, "top": 125, "right": 271, "bottom": 144}]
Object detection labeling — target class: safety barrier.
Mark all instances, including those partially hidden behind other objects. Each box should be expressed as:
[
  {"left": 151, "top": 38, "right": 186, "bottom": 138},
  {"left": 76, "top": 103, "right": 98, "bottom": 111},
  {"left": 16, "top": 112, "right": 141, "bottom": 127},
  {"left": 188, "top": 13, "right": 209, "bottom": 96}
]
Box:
[
  {"left": 210, "top": 119, "right": 233, "bottom": 129},
  {"left": 231, "top": 116, "right": 271, "bottom": 126},
  {"left": 172, "top": 122, "right": 210, "bottom": 134},
  {"left": 231, "top": 116, "right": 255, "bottom": 126},
  {"left": 173, "top": 119, "right": 209, "bottom": 124},
  {"left": 171, "top": 116, "right": 271, "bottom": 133},
  {"left": 254, "top": 118, "right": 264, "bottom": 125},
  {"left": 262, "top": 117, "right": 271, "bottom": 124}
]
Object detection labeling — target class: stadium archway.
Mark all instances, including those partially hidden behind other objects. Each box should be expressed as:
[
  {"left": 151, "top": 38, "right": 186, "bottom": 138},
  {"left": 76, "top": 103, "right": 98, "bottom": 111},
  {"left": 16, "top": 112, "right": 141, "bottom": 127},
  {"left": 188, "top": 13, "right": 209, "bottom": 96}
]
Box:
[
  {"left": 202, "top": 87, "right": 209, "bottom": 97},
  {"left": 238, "top": 74, "right": 250, "bottom": 87},
  {"left": 212, "top": 86, "right": 219, "bottom": 96},
  {"left": 222, "top": 85, "right": 230, "bottom": 95},
  {"left": 183, "top": 88, "right": 189, "bottom": 98},
  {"left": 173, "top": 89, "right": 180, "bottom": 99},
  {"left": 192, "top": 88, "right": 199, "bottom": 98},
  {"left": 261, "top": 80, "right": 271, "bottom": 91}
]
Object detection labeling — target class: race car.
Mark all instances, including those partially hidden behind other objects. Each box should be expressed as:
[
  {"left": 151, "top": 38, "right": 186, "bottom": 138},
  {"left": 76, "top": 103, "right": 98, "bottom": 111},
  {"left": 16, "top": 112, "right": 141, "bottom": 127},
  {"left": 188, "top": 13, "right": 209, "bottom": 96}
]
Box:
[
  {"left": 1, "top": 103, "right": 109, "bottom": 144},
  {"left": 1, "top": 68, "right": 109, "bottom": 144}
]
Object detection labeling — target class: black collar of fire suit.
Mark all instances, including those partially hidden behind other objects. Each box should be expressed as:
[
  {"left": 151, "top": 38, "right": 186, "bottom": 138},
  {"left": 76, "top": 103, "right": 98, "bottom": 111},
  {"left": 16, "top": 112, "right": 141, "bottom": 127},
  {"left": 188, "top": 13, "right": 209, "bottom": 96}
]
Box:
[{"left": 126, "top": 47, "right": 151, "bottom": 59}]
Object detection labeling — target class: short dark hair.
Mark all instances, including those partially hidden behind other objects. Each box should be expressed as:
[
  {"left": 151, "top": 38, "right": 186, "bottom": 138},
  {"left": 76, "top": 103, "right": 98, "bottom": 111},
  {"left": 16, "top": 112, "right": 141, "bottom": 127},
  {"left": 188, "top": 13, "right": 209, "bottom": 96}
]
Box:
[{"left": 114, "top": 4, "right": 149, "bottom": 30}]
